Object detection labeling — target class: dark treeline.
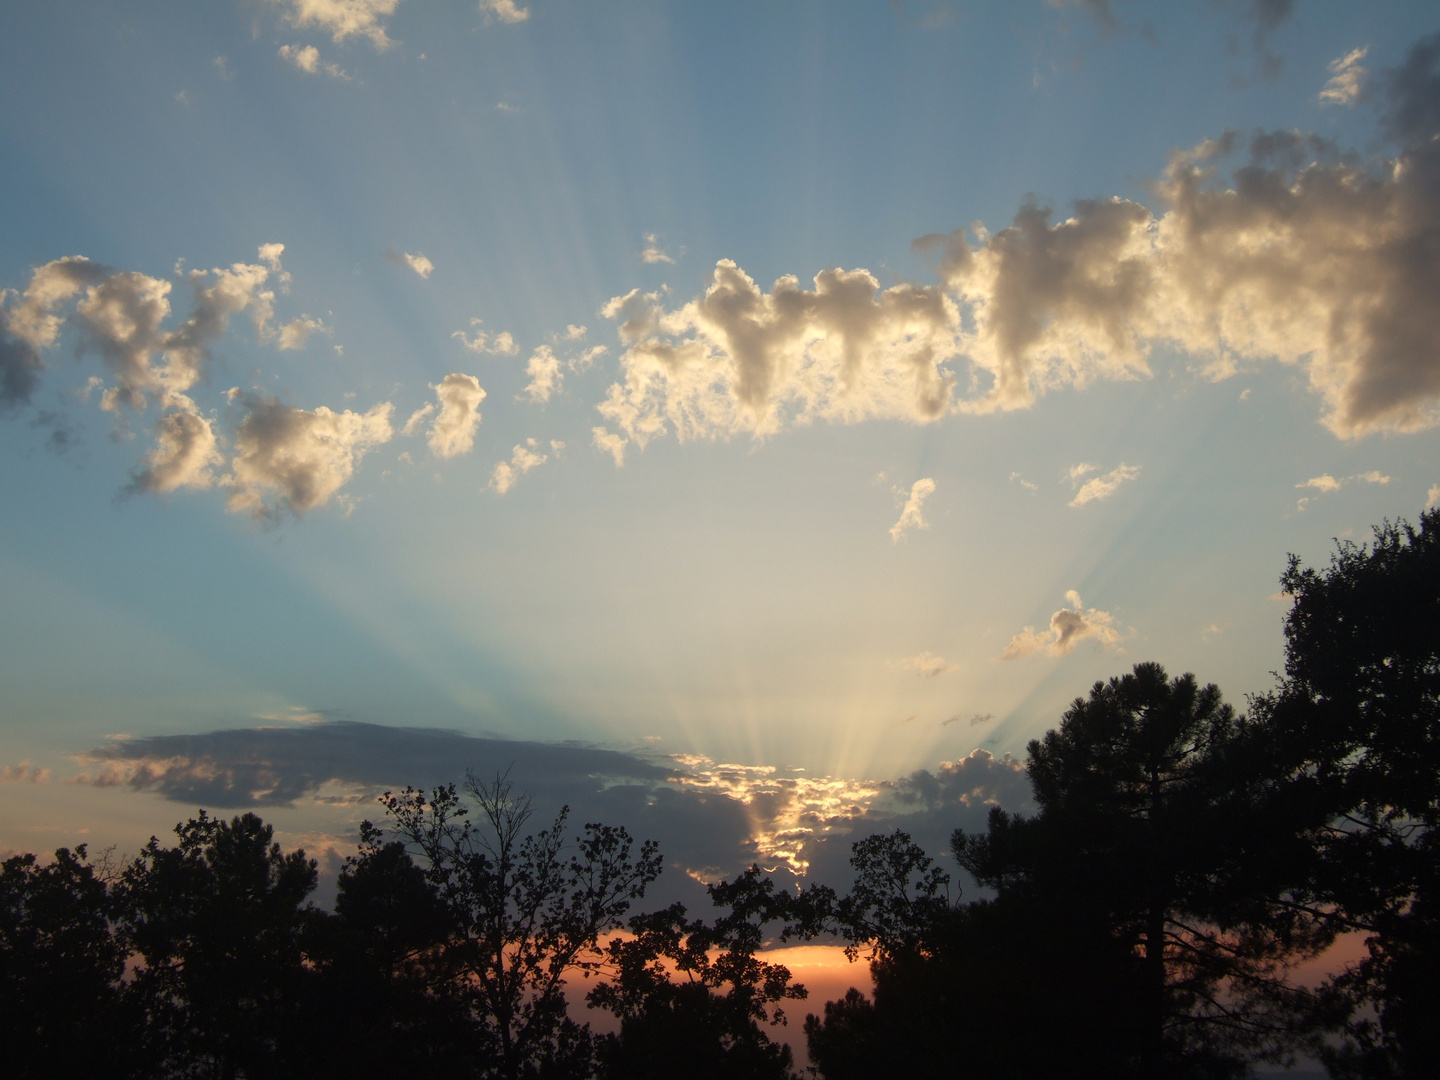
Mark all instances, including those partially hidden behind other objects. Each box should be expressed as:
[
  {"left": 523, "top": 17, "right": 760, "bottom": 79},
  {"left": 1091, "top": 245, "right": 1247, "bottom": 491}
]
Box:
[{"left": 4, "top": 511, "right": 1437, "bottom": 1080}]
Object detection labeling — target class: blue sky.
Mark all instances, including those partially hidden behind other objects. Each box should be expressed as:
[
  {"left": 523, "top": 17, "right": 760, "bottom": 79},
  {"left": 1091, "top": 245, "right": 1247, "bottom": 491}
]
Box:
[{"left": 3, "top": 0, "right": 1439, "bottom": 897}]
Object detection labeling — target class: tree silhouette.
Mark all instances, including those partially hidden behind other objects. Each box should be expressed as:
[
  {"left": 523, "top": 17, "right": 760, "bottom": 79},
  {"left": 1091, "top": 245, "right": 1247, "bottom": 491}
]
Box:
[
  {"left": 115, "top": 811, "right": 320, "bottom": 1079},
  {"left": 591, "top": 867, "right": 806, "bottom": 1080},
  {"left": 1, "top": 845, "right": 144, "bottom": 1079},
  {"left": 1259, "top": 509, "right": 1440, "bottom": 1078},
  {"left": 374, "top": 771, "right": 663, "bottom": 1080},
  {"left": 955, "top": 663, "right": 1326, "bottom": 1077}
]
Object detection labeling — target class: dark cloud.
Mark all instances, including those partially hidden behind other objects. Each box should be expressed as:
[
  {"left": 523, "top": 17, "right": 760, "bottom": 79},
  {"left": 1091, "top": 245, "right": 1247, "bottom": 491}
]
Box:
[
  {"left": 1381, "top": 33, "right": 1440, "bottom": 147},
  {"left": 76, "top": 723, "right": 1038, "bottom": 904}
]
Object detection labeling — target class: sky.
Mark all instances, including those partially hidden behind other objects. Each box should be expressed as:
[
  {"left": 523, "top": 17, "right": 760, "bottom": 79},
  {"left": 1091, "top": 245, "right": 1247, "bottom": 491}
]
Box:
[{"left": 2, "top": 0, "right": 1440, "bottom": 917}]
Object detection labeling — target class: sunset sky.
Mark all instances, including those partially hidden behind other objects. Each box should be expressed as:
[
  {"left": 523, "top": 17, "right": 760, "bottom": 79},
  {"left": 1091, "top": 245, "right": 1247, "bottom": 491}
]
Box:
[{"left": 3, "top": 0, "right": 1439, "bottom": 910}]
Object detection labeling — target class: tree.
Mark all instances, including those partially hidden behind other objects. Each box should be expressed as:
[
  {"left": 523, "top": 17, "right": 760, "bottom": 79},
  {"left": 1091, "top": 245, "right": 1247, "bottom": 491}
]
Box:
[
  {"left": 802, "top": 830, "right": 1147, "bottom": 1080},
  {"left": 956, "top": 663, "right": 1326, "bottom": 1078},
  {"left": 590, "top": 867, "right": 806, "bottom": 1080},
  {"left": 1260, "top": 509, "right": 1440, "bottom": 1078},
  {"left": 0, "top": 845, "right": 143, "bottom": 1079},
  {"left": 374, "top": 771, "right": 663, "bottom": 1080},
  {"left": 115, "top": 811, "right": 320, "bottom": 1079}
]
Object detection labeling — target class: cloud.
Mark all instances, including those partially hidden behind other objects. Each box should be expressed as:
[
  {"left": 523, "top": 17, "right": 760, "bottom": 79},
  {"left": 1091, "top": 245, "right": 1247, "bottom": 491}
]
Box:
[
  {"left": 1069, "top": 462, "right": 1139, "bottom": 507},
  {"left": 224, "top": 395, "right": 394, "bottom": 520},
  {"left": 593, "top": 426, "right": 626, "bottom": 467},
  {"left": 1294, "top": 469, "right": 1391, "bottom": 508},
  {"left": 381, "top": 249, "right": 434, "bottom": 279},
  {"left": 479, "top": 0, "right": 529, "bottom": 24},
  {"left": 73, "top": 256, "right": 278, "bottom": 413},
  {"left": 558, "top": 324, "right": 587, "bottom": 343},
  {"left": 883, "top": 749, "right": 1030, "bottom": 816},
  {"left": 597, "top": 263, "right": 960, "bottom": 446},
  {"left": 277, "top": 315, "right": 329, "bottom": 350},
  {"left": 914, "top": 109, "right": 1440, "bottom": 438},
  {"left": 999, "top": 590, "right": 1121, "bottom": 659},
  {"left": 640, "top": 233, "right": 675, "bottom": 265},
  {"left": 419, "top": 373, "right": 486, "bottom": 459},
  {"left": 0, "top": 256, "right": 106, "bottom": 407},
  {"left": 1298, "top": 473, "right": 1342, "bottom": 494},
  {"left": 895, "top": 651, "right": 956, "bottom": 677},
  {"left": 890, "top": 477, "right": 936, "bottom": 542},
  {"left": 523, "top": 345, "right": 561, "bottom": 403},
  {"left": 129, "top": 396, "right": 223, "bottom": 494},
  {"left": 490, "top": 438, "right": 547, "bottom": 494},
  {"left": 1319, "top": 46, "right": 1368, "bottom": 106},
  {"left": 1379, "top": 33, "right": 1440, "bottom": 146},
  {"left": 453, "top": 319, "right": 518, "bottom": 355},
  {"left": 1428, "top": 484, "right": 1440, "bottom": 511},
  {"left": 0, "top": 763, "right": 50, "bottom": 784},
  {"left": 277, "top": 44, "right": 350, "bottom": 79},
  {"left": 268, "top": 0, "right": 401, "bottom": 48}
]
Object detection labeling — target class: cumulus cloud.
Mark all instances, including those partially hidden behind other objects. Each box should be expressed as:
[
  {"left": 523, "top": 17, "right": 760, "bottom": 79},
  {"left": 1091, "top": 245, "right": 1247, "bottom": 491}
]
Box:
[
  {"left": 479, "top": 0, "right": 529, "bottom": 24},
  {"left": 225, "top": 395, "right": 394, "bottom": 520},
  {"left": 1069, "top": 462, "right": 1140, "bottom": 507},
  {"left": 597, "top": 263, "right": 960, "bottom": 446},
  {"left": 490, "top": 437, "right": 548, "bottom": 494},
  {"left": 268, "top": 0, "right": 401, "bottom": 48},
  {"left": 890, "top": 477, "right": 936, "bottom": 542},
  {"left": 277, "top": 43, "right": 350, "bottom": 79},
  {"left": 884, "top": 749, "right": 1030, "bottom": 815},
  {"left": 1319, "top": 46, "right": 1368, "bottom": 106},
  {"left": 1298, "top": 473, "right": 1343, "bottom": 494},
  {"left": 523, "top": 345, "right": 561, "bottom": 403},
  {"left": 912, "top": 97, "right": 1440, "bottom": 437},
  {"left": 0, "top": 256, "right": 106, "bottom": 406},
  {"left": 999, "top": 590, "right": 1121, "bottom": 659},
  {"left": 129, "top": 396, "right": 222, "bottom": 494},
  {"left": 421, "top": 372, "right": 486, "bottom": 458},
  {"left": 453, "top": 319, "right": 518, "bottom": 355},
  {"left": 640, "top": 233, "right": 675, "bottom": 265},
  {"left": 894, "top": 651, "right": 956, "bottom": 677}
]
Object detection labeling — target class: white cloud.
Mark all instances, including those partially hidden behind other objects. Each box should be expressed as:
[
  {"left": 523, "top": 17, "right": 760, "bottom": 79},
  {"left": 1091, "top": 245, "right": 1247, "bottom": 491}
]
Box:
[
  {"left": 1428, "top": 484, "right": 1440, "bottom": 511},
  {"left": 490, "top": 438, "right": 548, "bottom": 494},
  {"left": 558, "top": 324, "right": 587, "bottom": 342},
  {"left": 389, "top": 251, "right": 433, "bottom": 279},
  {"left": 1319, "top": 46, "right": 1368, "bottom": 106},
  {"left": 890, "top": 477, "right": 936, "bottom": 542},
  {"left": 999, "top": 590, "right": 1121, "bottom": 659},
  {"left": 593, "top": 426, "right": 626, "bottom": 467},
  {"left": 1296, "top": 470, "right": 1392, "bottom": 506},
  {"left": 130, "top": 396, "right": 222, "bottom": 494},
  {"left": 453, "top": 319, "right": 518, "bottom": 356},
  {"left": 277, "top": 44, "right": 350, "bottom": 79},
  {"left": 895, "top": 651, "right": 956, "bottom": 677},
  {"left": 1298, "top": 473, "right": 1343, "bottom": 494},
  {"left": 640, "top": 233, "right": 675, "bottom": 265},
  {"left": 569, "top": 344, "right": 607, "bottom": 373},
  {"left": 1069, "top": 463, "right": 1140, "bottom": 507},
  {"left": 1009, "top": 471, "right": 1037, "bottom": 492},
  {"left": 268, "top": 0, "right": 401, "bottom": 48},
  {"left": 598, "top": 263, "right": 960, "bottom": 447},
  {"left": 523, "top": 345, "right": 561, "bottom": 402},
  {"left": 400, "top": 403, "right": 433, "bottom": 436},
  {"left": 425, "top": 372, "right": 486, "bottom": 458},
  {"left": 277, "top": 315, "right": 328, "bottom": 350},
  {"left": 479, "top": 0, "right": 529, "bottom": 24},
  {"left": 225, "top": 395, "right": 394, "bottom": 520}
]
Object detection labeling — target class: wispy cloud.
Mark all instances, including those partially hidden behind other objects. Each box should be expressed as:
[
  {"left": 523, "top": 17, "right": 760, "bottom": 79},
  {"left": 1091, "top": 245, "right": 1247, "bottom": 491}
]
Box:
[
  {"left": 479, "top": 0, "right": 529, "bottom": 25},
  {"left": 277, "top": 44, "right": 351, "bottom": 80},
  {"left": 1319, "top": 46, "right": 1368, "bottom": 106},
  {"left": 383, "top": 249, "right": 433, "bottom": 279},
  {"left": 491, "top": 437, "right": 555, "bottom": 494},
  {"left": 890, "top": 478, "right": 936, "bottom": 542},
  {"left": 640, "top": 233, "right": 675, "bottom": 265},
  {"left": 1069, "top": 463, "right": 1139, "bottom": 507},
  {"left": 268, "top": 0, "right": 402, "bottom": 49},
  {"left": 894, "top": 651, "right": 956, "bottom": 677}
]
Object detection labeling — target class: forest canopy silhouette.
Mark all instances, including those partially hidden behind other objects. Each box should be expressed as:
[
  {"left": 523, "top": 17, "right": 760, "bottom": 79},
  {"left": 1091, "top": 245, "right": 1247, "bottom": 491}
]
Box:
[{"left": 4, "top": 510, "right": 1438, "bottom": 1080}]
